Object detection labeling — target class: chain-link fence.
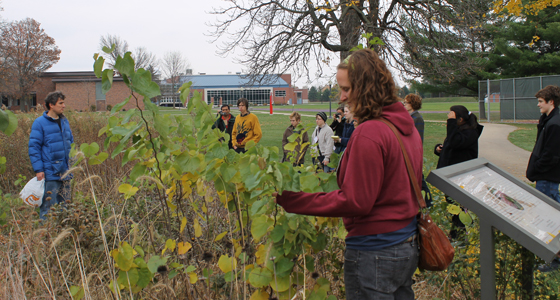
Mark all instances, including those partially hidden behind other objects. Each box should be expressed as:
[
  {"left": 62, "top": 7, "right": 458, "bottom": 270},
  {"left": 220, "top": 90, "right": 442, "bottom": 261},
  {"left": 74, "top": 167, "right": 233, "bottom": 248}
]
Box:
[{"left": 479, "top": 75, "right": 560, "bottom": 122}]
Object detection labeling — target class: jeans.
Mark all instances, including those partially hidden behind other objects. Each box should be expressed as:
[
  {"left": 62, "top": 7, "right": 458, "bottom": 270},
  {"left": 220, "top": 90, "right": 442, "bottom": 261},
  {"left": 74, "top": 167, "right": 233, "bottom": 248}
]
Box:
[
  {"left": 40, "top": 180, "right": 71, "bottom": 220},
  {"left": 344, "top": 239, "right": 418, "bottom": 300},
  {"left": 535, "top": 180, "right": 560, "bottom": 203}
]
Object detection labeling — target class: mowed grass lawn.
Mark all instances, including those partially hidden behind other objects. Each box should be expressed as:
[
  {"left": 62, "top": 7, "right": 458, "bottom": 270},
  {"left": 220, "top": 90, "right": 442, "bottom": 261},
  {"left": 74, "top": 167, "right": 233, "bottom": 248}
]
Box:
[{"left": 271, "top": 100, "right": 499, "bottom": 113}]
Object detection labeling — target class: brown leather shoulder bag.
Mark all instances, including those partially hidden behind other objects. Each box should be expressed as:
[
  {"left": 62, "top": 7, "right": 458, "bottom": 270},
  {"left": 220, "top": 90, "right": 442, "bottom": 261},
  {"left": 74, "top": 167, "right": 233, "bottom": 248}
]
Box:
[{"left": 380, "top": 117, "right": 455, "bottom": 271}]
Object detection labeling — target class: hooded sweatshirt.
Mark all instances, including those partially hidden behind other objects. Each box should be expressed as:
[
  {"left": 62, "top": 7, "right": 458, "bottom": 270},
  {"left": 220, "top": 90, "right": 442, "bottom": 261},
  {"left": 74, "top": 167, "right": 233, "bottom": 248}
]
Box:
[{"left": 277, "top": 102, "right": 423, "bottom": 237}]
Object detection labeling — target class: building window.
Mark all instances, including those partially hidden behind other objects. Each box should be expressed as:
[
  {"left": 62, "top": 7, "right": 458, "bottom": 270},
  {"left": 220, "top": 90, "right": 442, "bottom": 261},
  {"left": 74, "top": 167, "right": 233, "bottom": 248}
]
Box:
[
  {"left": 207, "top": 89, "right": 272, "bottom": 106},
  {"left": 275, "top": 90, "right": 286, "bottom": 97},
  {"left": 96, "top": 82, "right": 106, "bottom": 100}
]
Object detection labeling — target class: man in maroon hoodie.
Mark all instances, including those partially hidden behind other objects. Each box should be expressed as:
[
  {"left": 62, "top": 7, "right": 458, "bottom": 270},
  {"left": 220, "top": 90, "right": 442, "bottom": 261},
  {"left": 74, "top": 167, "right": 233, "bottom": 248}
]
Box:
[{"left": 275, "top": 49, "right": 422, "bottom": 299}]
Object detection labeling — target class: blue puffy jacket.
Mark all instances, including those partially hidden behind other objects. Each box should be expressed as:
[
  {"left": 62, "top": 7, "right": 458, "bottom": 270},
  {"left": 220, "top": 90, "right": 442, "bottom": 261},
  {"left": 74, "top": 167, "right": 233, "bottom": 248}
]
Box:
[{"left": 28, "top": 112, "right": 74, "bottom": 181}]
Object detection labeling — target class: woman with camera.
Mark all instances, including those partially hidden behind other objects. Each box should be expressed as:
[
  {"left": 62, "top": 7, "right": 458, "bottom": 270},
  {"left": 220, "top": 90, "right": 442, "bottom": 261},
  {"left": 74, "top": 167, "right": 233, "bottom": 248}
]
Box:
[
  {"left": 434, "top": 105, "right": 483, "bottom": 239},
  {"left": 275, "top": 49, "right": 422, "bottom": 299},
  {"left": 333, "top": 105, "right": 355, "bottom": 154}
]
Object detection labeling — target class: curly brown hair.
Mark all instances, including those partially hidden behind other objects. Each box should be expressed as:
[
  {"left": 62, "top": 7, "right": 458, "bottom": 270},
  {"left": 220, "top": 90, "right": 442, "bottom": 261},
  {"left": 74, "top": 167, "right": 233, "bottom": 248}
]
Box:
[
  {"left": 404, "top": 94, "right": 422, "bottom": 111},
  {"left": 337, "top": 49, "right": 399, "bottom": 124},
  {"left": 535, "top": 85, "right": 560, "bottom": 108}
]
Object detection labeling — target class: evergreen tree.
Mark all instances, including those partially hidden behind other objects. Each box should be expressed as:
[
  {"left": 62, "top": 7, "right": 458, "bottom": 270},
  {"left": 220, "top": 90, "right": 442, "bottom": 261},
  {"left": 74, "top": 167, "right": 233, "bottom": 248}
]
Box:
[{"left": 308, "top": 86, "right": 320, "bottom": 102}]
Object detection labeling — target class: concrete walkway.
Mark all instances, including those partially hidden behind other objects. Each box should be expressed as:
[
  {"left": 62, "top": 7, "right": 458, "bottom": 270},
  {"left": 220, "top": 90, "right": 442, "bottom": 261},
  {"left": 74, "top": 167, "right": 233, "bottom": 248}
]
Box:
[{"left": 479, "top": 123, "right": 532, "bottom": 182}]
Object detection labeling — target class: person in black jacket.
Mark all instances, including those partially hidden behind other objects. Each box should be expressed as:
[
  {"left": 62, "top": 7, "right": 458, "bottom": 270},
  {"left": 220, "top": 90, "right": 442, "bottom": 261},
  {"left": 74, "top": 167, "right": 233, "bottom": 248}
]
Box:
[
  {"left": 527, "top": 85, "right": 560, "bottom": 202},
  {"left": 527, "top": 85, "right": 560, "bottom": 272},
  {"left": 434, "top": 105, "right": 483, "bottom": 168},
  {"left": 330, "top": 107, "right": 345, "bottom": 150},
  {"left": 333, "top": 105, "right": 355, "bottom": 153},
  {"left": 434, "top": 105, "right": 483, "bottom": 239},
  {"left": 212, "top": 104, "right": 236, "bottom": 149}
]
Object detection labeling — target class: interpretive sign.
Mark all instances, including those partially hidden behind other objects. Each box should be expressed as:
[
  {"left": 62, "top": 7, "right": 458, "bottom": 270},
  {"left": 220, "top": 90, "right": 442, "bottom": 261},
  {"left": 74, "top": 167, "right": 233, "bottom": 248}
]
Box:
[
  {"left": 450, "top": 167, "right": 560, "bottom": 245},
  {"left": 427, "top": 158, "right": 560, "bottom": 260},
  {"left": 427, "top": 158, "right": 560, "bottom": 300}
]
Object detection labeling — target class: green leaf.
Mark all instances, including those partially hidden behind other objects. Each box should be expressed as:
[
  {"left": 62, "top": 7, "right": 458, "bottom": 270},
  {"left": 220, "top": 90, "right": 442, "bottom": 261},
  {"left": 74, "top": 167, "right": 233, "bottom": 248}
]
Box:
[
  {"left": 129, "top": 163, "right": 147, "bottom": 181},
  {"left": 270, "top": 274, "right": 291, "bottom": 292},
  {"left": 93, "top": 56, "right": 105, "bottom": 78},
  {"left": 102, "top": 69, "right": 114, "bottom": 94},
  {"left": 114, "top": 52, "right": 135, "bottom": 77},
  {"left": 300, "top": 173, "right": 321, "bottom": 193},
  {"left": 134, "top": 245, "right": 145, "bottom": 258},
  {"left": 80, "top": 142, "right": 100, "bottom": 157},
  {"left": 251, "top": 215, "right": 273, "bottom": 241},
  {"left": 248, "top": 267, "right": 273, "bottom": 288},
  {"left": 88, "top": 152, "right": 108, "bottom": 165},
  {"left": 179, "top": 81, "right": 192, "bottom": 105},
  {"left": 310, "top": 232, "right": 327, "bottom": 252},
  {"left": 459, "top": 211, "right": 473, "bottom": 225},
  {"left": 131, "top": 68, "right": 161, "bottom": 99},
  {"left": 136, "top": 268, "right": 154, "bottom": 288},
  {"left": 274, "top": 256, "right": 294, "bottom": 278},
  {"left": 102, "top": 44, "right": 116, "bottom": 54},
  {"left": 147, "top": 255, "right": 167, "bottom": 274},
  {"left": 117, "top": 269, "right": 139, "bottom": 289},
  {"left": 0, "top": 156, "right": 6, "bottom": 174},
  {"left": 0, "top": 109, "right": 17, "bottom": 136},
  {"left": 305, "top": 255, "right": 314, "bottom": 272},
  {"left": 70, "top": 286, "right": 85, "bottom": 300},
  {"left": 270, "top": 225, "right": 285, "bottom": 243},
  {"left": 111, "top": 96, "right": 131, "bottom": 113}
]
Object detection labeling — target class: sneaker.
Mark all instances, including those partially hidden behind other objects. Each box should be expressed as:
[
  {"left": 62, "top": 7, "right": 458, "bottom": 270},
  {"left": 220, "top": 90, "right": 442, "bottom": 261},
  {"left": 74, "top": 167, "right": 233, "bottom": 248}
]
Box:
[{"left": 537, "top": 259, "right": 560, "bottom": 272}]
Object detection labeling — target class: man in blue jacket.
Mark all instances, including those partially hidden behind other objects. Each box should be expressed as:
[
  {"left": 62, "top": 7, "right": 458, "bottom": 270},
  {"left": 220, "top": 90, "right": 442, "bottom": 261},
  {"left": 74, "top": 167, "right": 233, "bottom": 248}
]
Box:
[{"left": 28, "top": 91, "right": 74, "bottom": 219}]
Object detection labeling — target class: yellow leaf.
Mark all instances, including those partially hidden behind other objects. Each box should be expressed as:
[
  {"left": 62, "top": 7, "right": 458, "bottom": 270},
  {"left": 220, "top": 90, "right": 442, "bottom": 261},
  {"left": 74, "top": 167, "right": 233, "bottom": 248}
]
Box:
[
  {"left": 215, "top": 231, "right": 228, "bottom": 241},
  {"left": 178, "top": 242, "right": 192, "bottom": 255},
  {"left": 162, "top": 239, "right": 176, "bottom": 255},
  {"left": 197, "top": 179, "right": 206, "bottom": 195},
  {"left": 194, "top": 219, "right": 202, "bottom": 237},
  {"left": 180, "top": 217, "right": 187, "bottom": 233},
  {"left": 250, "top": 289, "right": 270, "bottom": 300},
  {"left": 447, "top": 204, "right": 462, "bottom": 215},
  {"left": 188, "top": 272, "right": 198, "bottom": 284},
  {"left": 255, "top": 244, "right": 267, "bottom": 266},
  {"left": 205, "top": 189, "right": 213, "bottom": 202},
  {"left": 167, "top": 199, "right": 177, "bottom": 212},
  {"left": 218, "top": 254, "right": 238, "bottom": 273}
]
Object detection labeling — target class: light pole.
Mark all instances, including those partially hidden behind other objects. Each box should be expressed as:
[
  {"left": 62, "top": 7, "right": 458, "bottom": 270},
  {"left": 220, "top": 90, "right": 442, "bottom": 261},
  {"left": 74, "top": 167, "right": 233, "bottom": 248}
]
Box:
[{"left": 329, "top": 83, "right": 332, "bottom": 119}]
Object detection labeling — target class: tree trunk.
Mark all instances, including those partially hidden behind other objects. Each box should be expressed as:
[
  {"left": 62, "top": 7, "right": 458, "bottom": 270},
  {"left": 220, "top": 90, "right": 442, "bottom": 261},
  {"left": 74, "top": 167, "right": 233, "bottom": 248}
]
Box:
[{"left": 339, "top": 1, "right": 363, "bottom": 62}]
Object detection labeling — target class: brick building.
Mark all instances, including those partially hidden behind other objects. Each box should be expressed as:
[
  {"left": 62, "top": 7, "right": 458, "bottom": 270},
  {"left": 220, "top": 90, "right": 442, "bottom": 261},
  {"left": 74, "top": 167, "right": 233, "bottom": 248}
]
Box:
[
  {"left": 3, "top": 71, "right": 144, "bottom": 112},
  {"left": 160, "top": 73, "right": 308, "bottom": 107}
]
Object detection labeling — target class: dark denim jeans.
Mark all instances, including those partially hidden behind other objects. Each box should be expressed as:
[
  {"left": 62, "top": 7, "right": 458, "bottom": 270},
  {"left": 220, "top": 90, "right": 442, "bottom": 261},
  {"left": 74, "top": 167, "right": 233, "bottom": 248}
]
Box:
[
  {"left": 535, "top": 180, "right": 560, "bottom": 203},
  {"left": 344, "top": 239, "right": 418, "bottom": 300},
  {"left": 40, "top": 180, "right": 71, "bottom": 220}
]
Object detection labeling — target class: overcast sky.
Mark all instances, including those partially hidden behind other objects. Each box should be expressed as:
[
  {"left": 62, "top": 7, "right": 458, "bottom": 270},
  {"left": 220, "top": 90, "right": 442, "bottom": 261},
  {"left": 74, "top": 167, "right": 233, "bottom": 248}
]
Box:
[{"left": 2, "top": 0, "right": 333, "bottom": 87}]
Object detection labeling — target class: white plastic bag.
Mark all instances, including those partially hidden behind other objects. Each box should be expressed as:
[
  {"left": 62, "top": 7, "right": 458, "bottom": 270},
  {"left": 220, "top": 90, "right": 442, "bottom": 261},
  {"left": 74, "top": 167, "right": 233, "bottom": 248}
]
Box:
[{"left": 19, "top": 177, "right": 44, "bottom": 207}]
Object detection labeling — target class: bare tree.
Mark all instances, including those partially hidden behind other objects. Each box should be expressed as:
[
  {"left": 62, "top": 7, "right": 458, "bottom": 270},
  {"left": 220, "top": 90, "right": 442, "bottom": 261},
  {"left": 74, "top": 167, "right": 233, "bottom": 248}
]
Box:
[
  {"left": 209, "top": 0, "right": 491, "bottom": 84},
  {"left": 161, "top": 51, "right": 189, "bottom": 108},
  {"left": 0, "top": 18, "right": 60, "bottom": 110},
  {"left": 99, "top": 34, "right": 129, "bottom": 67},
  {"left": 133, "top": 47, "right": 160, "bottom": 80}
]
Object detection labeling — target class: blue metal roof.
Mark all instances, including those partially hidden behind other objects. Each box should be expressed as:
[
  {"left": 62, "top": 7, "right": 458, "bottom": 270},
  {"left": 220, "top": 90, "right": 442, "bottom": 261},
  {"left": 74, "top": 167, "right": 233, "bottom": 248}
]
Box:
[{"left": 177, "top": 74, "right": 290, "bottom": 89}]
